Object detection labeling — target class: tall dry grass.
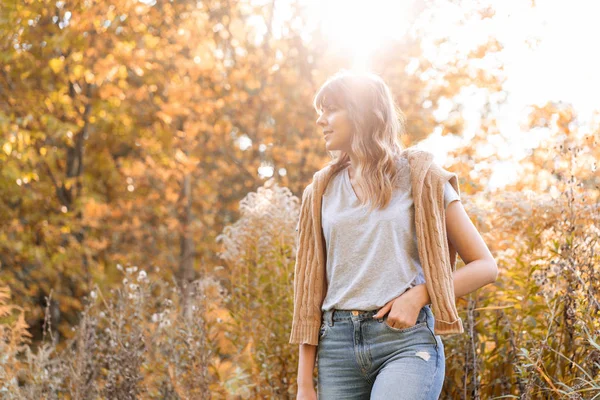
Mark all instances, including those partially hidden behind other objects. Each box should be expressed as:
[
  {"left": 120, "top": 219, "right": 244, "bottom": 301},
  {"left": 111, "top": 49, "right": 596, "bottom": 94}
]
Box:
[
  {"left": 1, "top": 141, "right": 599, "bottom": 399},
  {"left": 0, "top": 267, "right": 221, "bottom": 399}
]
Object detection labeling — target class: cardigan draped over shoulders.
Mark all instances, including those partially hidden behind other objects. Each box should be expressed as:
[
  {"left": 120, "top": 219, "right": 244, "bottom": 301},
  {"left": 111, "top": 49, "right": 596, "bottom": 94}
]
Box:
[{"left": 289, "top": 147, "right": 464, "bottom": 346}]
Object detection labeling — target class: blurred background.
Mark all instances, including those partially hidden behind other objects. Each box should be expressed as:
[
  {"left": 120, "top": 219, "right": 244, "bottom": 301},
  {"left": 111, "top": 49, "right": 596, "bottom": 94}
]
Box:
[{"left": 1, "top": 0, "right": 599, "bottom": 398}]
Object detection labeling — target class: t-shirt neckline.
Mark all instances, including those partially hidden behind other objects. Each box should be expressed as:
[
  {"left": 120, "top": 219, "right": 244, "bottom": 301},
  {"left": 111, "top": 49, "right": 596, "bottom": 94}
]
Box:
[{"left": 344, "top": 166, "right": 360, "bottom": 202}]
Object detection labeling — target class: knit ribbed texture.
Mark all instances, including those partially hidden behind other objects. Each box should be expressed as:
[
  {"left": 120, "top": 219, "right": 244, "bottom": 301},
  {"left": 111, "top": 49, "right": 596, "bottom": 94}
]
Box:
[{"left": 289, "top": 148, "right": 464, "bottom": 346}]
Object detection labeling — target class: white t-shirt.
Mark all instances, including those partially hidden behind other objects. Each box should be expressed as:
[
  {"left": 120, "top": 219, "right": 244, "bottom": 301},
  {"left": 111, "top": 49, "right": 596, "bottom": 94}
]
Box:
[{"left": 319, "top": 156, "right": 461, "bottom": 311}]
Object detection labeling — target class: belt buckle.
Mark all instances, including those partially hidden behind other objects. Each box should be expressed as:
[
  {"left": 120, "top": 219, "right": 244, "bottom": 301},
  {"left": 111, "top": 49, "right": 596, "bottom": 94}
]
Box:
[{"left": 351, "top": 310, "right": 359, "bottom": 316}]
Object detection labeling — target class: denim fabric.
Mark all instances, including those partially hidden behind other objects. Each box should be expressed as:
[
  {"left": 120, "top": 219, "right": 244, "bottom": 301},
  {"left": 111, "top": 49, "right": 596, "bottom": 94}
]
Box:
[{"left": 317, "top": 304, "right": 445, "bottom": 399}]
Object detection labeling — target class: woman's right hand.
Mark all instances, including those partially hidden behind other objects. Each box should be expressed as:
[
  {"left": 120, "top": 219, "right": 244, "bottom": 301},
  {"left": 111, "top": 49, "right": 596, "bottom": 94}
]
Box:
[{"left": 297, "top": 385, "right": 317, "bottom": 400}]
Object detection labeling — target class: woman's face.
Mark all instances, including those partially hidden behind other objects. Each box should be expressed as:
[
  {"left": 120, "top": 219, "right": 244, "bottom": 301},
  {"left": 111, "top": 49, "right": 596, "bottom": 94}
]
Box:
[{"left": 316, "top": 103, "right": 353, "bottom": 152}]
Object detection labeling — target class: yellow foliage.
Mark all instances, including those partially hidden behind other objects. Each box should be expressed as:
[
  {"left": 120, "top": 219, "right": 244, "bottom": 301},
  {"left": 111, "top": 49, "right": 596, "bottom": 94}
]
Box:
[{"left": 49, "top": 57, "right": 64, "bottom": 74}]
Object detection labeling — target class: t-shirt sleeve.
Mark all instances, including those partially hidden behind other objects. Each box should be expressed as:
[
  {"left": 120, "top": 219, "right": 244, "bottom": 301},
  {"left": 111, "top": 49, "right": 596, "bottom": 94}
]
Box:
[{"left": 444, "top": 180, "right": 461, "bottom": 209}]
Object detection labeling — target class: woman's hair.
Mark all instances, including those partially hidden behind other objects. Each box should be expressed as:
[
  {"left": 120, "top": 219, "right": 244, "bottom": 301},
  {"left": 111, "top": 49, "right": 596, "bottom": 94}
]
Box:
[{"left": 313, "top": 69, "right": 408, "bottom": 212}]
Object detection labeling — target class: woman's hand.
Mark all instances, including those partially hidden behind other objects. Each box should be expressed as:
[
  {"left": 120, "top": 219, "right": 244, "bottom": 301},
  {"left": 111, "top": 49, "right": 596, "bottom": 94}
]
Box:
[
  {"left": 297, "top": 384, "right": 317, "bottom": 400},
  {"left": 372, "top": 286, "right": 426, "bottom": 329}
]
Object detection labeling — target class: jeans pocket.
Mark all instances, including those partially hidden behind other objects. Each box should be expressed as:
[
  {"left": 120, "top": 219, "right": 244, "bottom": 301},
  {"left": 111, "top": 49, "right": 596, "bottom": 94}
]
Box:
[
  {"left": 383, "top": 319, "right": 427, "bottom": 334},
  {"left": 382, "top": 312, "right": 427, "bottom": 334}
]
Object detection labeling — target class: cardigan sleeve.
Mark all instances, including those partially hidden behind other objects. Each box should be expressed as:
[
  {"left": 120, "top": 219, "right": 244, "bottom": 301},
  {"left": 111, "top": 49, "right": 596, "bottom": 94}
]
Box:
[
  {"left": 422, "top": 163, "right": 465, "bottom": 335},
  {"left": 294, "top": 185, "right": 310, "bottom": 232},
  {"left": 289, "top": 183, "right": 322, "bottom": 345}
]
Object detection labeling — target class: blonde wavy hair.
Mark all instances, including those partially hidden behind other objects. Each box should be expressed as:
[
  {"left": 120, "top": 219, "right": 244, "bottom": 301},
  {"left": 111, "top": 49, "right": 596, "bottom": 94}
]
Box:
[{"left": 313, "top": 69, "right": 408, "bottom": 213}]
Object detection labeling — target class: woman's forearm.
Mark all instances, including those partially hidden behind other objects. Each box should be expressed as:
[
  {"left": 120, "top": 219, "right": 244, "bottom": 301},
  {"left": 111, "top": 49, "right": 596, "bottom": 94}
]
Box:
[
  {"left": 415, "top": 259, "right": 498, "bottom": 306},
  {"left": 297, "top": 343, "right": 318, "bottom": 388}
]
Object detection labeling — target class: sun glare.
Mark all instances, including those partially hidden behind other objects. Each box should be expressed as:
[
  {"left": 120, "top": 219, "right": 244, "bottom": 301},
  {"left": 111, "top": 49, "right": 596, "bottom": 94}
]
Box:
[
  {"left": 272, "top": 0, "right": 600, "bottom": 191},
  {"left": 306, "top": 0, "right": 414, "bottom": 71}
]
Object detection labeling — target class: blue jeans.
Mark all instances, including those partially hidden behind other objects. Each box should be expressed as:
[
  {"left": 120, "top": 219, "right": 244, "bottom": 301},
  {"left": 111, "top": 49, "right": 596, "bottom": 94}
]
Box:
[{"left": 316, "top": 304, "right": 445, "bottom": 399}]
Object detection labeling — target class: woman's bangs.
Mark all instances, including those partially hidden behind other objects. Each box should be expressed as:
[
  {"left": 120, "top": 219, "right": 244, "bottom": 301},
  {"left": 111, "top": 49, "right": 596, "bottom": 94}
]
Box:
[{"left": 314, "top": 82, "right": 345, "bottom": 113}]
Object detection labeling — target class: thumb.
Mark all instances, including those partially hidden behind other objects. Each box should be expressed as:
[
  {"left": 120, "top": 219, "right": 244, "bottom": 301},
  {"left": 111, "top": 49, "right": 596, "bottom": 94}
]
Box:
[{"left": 372, "top": 299, "right": 394, "bottom": 319}]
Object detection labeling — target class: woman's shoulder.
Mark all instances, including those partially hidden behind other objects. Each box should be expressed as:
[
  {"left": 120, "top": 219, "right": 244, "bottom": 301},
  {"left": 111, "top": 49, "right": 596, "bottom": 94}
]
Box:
[
  {"left": 393, "top": 153, "right": 411, "bottom": 180},
  {"left": 399, "top": 146, "right": 432, "bottom": 159}
]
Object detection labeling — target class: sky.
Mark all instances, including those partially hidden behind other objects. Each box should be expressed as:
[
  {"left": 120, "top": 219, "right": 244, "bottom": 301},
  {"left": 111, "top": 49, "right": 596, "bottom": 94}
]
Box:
[{"left": 290, "top": 0, "right": 600, "bottom": 191}]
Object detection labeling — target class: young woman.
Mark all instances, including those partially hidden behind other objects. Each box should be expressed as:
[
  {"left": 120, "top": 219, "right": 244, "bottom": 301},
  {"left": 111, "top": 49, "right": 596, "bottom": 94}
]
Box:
[{"left": 291, "top": 70, "right": 498, "bottom": 399}]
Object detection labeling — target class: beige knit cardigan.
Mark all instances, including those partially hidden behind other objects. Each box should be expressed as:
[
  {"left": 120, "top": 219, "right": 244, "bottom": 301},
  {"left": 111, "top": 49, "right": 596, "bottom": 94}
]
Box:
[{"left": 289, "top": 147, "right": 465, "bottom": 346}]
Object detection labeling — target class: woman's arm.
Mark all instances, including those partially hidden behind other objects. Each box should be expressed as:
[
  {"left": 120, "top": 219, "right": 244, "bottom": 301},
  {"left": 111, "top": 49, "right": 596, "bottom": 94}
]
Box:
[
  {"left": 297, "top": 344, "right": 318, "bottom": 390},
  {"left": 413, "top": 199, "right": 498, "bottom": 305}
]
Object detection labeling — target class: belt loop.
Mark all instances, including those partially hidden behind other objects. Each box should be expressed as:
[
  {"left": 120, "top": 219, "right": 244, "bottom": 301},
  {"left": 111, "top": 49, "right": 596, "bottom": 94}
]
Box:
[{"left": 326, "top": 309, "right": 334, "bottom": 326}]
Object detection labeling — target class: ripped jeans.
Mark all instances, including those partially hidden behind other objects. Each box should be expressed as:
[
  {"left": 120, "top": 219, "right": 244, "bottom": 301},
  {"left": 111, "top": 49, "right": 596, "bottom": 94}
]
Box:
[{"left": 316, "top": 304, "right": 445, "bottom": 399}]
